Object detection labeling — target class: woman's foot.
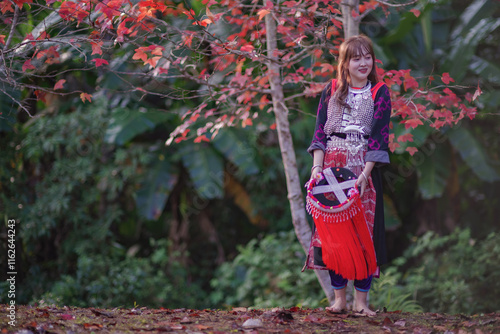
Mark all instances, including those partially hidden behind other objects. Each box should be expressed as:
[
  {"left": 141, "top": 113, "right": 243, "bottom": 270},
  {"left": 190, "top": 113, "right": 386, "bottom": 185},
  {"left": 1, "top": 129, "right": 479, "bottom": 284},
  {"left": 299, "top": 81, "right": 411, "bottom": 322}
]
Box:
[
  {"left": 326, "top": 288, "right": 347, "bottom": 313},
  {"left": 354, "top": 290, "right": 376, "bottom": 316},
  {"left": 353, "top": 302, "right": 376, "bottom": 316},
  {"left": 326, "top": 299, "right": 346, "bottom": 313}
]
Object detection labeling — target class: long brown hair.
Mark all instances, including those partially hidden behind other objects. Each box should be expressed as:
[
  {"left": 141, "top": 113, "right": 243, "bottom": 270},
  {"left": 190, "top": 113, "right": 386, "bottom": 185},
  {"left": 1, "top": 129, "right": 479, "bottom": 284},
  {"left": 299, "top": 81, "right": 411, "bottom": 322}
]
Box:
[{"left": 334, "top": 35, "right": 379, "bottom": 107}]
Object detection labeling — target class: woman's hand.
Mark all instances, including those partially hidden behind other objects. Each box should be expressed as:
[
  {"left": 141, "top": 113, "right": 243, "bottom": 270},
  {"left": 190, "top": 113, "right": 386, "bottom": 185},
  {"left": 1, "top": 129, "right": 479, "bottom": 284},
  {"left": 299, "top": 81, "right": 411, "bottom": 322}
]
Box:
[
  {"left": 356, "top": 162, "right": 375, "bottom": 196},
  {"left": 310, "top": 166, "right": 323, "bottom": 184},
  {"left": 310, "top": 150, "right": 325, "bottom": 186},
  {"left": 356, "top": 172, "right": 368, "bottom": 196}
]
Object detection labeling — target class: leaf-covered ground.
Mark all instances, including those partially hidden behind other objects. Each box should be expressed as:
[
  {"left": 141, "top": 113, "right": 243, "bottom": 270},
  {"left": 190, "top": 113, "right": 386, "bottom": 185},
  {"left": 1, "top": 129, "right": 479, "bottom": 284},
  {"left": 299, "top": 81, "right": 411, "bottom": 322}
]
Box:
[{"left": 1, "top": 304, "right": 499, "bottom": 333}]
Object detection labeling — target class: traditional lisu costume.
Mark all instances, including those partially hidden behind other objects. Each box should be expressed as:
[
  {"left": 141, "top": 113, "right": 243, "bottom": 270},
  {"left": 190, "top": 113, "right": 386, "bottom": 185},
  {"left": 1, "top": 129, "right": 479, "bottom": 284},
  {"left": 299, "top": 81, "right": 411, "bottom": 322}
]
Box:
[{"left": 303, "top": 79, "right": 392, "bottom": 291}]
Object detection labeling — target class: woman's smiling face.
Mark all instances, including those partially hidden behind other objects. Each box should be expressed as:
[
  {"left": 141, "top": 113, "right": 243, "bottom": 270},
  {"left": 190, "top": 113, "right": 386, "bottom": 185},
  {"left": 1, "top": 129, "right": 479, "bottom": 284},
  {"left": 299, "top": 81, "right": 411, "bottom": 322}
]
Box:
[{"left": 348, "top": 50, "right": 373, "bottom": 88}]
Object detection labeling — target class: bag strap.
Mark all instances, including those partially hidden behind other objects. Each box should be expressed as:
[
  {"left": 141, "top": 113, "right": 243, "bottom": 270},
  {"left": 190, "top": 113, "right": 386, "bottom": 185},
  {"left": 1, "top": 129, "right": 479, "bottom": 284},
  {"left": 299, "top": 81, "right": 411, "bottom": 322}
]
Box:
[
  {"left": 371, "top": 81, "right": 384, "bottom": 99},
  {"left": 330, "top": 79, "right": 337, "bottom": 96}
]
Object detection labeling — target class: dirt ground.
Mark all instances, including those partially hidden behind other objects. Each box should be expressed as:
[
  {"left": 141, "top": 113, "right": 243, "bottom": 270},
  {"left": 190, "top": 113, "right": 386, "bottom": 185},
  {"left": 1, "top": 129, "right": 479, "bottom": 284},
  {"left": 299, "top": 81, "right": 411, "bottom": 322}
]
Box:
[{"left": 1, "top": 304, "right": 499, "bottom": 333}]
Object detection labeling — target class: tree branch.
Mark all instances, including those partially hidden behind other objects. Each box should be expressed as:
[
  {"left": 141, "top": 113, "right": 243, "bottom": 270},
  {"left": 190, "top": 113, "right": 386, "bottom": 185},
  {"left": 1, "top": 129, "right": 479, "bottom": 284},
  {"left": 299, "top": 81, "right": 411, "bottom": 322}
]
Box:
[
  {"left": 4, "top": 5, "right": 19, "bottom": 50},
  {"left": 376, "top": 0, "right": 418, "bottom": 8}
]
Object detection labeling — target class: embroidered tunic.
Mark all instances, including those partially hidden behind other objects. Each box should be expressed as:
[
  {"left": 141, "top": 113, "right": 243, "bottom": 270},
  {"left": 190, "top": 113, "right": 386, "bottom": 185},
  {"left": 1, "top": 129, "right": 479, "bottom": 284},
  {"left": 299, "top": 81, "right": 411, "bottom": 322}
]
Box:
[{"left": 304, "top": 79, "right": 392, "bottom": 270}]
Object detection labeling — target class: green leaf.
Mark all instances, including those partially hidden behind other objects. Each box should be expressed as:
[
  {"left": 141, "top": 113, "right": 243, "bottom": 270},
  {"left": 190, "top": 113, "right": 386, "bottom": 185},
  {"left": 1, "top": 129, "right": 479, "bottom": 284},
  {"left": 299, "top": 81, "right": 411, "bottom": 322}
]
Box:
[
  {"left": 416, "top": 143, "right": 451, "bottom": 199},
  {"left": 443, "top": 18, "right": 500, "bottom": 82},
  {"left": 135, "top": 157, "right": 178, "bottom": 221},
  {"left": 211, "top": 129, "right": 259, "bottom": 175},
  {"left": 450, "top": 0, "right": 500, "bottom": 40},
  {"left": 469, "top": 55, "right": 500, "bottom": 85},
  {"left": 181, "top": 144, "right": 224, "bottom": 199},
  {"left": 105, "top": 109, "right": 170, "bottom": 145},
  {"left": 0, "top": 81, "right": 21, "bottom": 132},
  {"left": 447, "top": 127, "right": 500, "bottom": 182}
]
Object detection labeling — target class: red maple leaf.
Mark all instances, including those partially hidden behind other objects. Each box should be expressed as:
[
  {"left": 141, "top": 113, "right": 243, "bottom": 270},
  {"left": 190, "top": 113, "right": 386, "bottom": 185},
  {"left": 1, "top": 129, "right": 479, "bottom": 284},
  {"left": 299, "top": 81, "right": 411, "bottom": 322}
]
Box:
[
  {"left": 472, "top": 83, "right": 482, "bottom": 101},
  {"left": 441, "top": 72, "right": 454, "bottom": 85},
  {"left": 1, "top": 1, "right": 14, "bottom": 14},
  {"left": 133, "top": 47, "right": 148, "bottom": 62},
  {"left": 410, "top": 9, "right": 420, "bottom": 17},
  {"left": 194, "top": 134, "right": 210, "bottom": 143},
  {"left": 12, "top": 0, "right": 32, "bottom": 8},
  {"left": 0, "top": 34, "right": 5, "bottom": 44},
  {"left": 54, "top": 79, "right": 66, "bottom": 90},
  {"left": 59, "top": 1, "right": 88, "bottom": 22},
  {"left": 403, "top": 118, "right": 423, "bottom": 130},
  {"left": 182, "top": 9, "right": 196, "bottom": 20},
  {"left": 403, "top": 71, "right": 418, "bottom": 91},
  {"left": 240, "top": 44, "right": 254, "bottom": 52},
  {"left": 91, "top": 41, "right": 103, "bottom": 55},
  {"left": 22, "top": 59, "right": 36, "bottom": 71},
  {"left": 257, "top": 9, "right": 270, "bottom": 21},
  {"left": 202, "top": 0, "right": 218, "bottom": 6},
  {"left": 34, "top": 90, "right": 47, "bottom": 103},
  {"left": 406, "top": 147, "right": 418, "bottom": 156},
  {"left": 24, "top": 32, "right": 35, "bottom": 46},
  {"left": 145, "top": 56, "right": 161, "bottom": 68},
  {"left": 80, "top": 92, "right": 92, "bottom": 103},
  {"left": 397, "top": 133, "right": 414, "bottom": 143},
  {"left": 92, "top": 58, "right": 108, "bottom": 67},
  {"left": 96, "top": 0, "right": 122, "bottom": 19}
]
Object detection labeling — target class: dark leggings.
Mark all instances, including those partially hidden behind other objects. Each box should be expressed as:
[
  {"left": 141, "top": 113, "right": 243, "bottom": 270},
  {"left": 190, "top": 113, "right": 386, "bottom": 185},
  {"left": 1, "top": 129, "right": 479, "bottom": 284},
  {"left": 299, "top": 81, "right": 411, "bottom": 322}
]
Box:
[{"left": 329, "top": 271, "right": 373, "bottom": 292}]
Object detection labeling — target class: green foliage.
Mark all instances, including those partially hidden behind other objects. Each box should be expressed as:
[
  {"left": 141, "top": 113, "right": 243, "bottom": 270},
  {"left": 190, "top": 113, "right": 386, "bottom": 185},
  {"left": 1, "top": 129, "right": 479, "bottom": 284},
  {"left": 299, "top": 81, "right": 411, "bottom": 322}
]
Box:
[
  {"left": 382, "top": 228, "right": 500, "bottom": 314},
  {"left": 210, "top": 230, "right": 325, "bottom": 309},
  {"left": 370, "top": 267, "right": 423, "bottom": 313},
  {"left": 34, "top": 239, "right": 207, "bottom": 309}
]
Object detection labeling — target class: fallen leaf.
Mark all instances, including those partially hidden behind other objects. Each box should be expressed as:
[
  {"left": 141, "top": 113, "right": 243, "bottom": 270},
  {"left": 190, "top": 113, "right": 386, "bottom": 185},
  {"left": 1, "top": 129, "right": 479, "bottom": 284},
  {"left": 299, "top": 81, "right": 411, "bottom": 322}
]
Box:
[
  {"left": 91, "top": 309, "right": 115, "bottom": 318},
  {"left": 394, "top": 319, "right": 406, "bottom": 327},
  {"left": 232, "top": 307, "right": 247, "bottom": 312},
  {"left": 60, "top": 314, "right": 75, "bottom": 320},
  {"left": 179, "top": 316, "right": 193, "bottom": 324},
  {"left": 433, "top": 325, "right": 448, "bottom": 331},
  {"left": 462, "top": 320, "right": 477, "bottom": 327},
  {"left": 383, "top": 317, "right": 393, "bottom": 326},
  {"left": 83, "top": 323, "right": 103, "bottom": 330},
  {"left": 171, "top": 324, "right": 185, "bottom": 330},
  {"left": 195, "top": 324, "right": 210, "bottom": 330}
]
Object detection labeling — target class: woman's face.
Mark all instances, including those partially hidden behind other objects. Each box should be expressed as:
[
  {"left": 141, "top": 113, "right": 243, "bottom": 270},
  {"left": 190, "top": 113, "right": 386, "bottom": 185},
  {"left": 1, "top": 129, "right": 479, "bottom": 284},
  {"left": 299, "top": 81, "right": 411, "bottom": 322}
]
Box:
[{"left": 348, "top": 50, "right": 373, "bottom": 87}]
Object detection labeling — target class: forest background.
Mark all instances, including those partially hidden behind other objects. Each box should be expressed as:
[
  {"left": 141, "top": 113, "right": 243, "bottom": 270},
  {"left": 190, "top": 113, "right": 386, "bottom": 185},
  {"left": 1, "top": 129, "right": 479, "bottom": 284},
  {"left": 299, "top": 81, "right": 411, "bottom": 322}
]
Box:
[{"left": 0, "top": 0, "right": 499, "bottom": 315}]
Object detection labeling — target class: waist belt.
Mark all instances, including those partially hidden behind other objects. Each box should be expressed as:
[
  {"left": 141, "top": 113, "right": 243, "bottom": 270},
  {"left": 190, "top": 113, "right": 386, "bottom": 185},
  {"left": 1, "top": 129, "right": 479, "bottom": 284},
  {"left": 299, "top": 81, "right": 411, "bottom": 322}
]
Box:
[{"left": 327, "top": 132, "right": 370, "bottom": 140}]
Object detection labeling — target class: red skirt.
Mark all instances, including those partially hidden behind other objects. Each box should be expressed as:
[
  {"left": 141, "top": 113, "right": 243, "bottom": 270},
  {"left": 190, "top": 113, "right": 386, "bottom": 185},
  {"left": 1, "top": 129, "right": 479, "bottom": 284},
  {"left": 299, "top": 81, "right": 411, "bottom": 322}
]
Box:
[{"left": 303, "top": 148, "right": 377, "bottom": 280}]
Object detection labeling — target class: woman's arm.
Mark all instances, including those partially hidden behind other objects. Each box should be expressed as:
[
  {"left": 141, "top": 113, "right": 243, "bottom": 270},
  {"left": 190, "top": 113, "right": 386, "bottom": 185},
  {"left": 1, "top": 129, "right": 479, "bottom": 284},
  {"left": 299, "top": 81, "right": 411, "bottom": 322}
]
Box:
[
  {"left": 307, "top": 81, "right": 333, "bottom": 156},
  {"left": 310, "top": 149, "right": 325, "bottom": 181},
  {"left": 356, "top": 161, "right": 375, "bottom": 196},
  {"left": 366, "top": 84, "right": 392, "bottom": 165}
]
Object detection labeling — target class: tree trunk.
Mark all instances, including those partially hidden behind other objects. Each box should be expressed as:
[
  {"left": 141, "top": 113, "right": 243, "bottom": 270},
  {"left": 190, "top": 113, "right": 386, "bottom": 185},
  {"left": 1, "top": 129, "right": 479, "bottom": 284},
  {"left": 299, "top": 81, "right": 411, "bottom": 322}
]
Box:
[
  {"left": 341, "top": 0, "right": 360, "bottom": 38},
  {"left": 264, "top": 10, "right": 334, "bottom": 305}
]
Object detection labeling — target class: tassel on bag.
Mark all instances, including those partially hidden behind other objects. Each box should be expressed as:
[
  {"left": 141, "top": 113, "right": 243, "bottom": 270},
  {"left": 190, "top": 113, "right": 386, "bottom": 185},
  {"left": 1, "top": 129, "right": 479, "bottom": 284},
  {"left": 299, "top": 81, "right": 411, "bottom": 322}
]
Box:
[{"left": 306, "top": 167, "right": 377, "bottom": 280}]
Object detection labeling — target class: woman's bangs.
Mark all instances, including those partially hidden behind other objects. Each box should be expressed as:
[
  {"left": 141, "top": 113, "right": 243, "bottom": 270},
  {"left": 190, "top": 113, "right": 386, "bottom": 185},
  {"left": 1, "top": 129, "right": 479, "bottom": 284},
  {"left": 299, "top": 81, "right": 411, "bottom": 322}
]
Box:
[{"left": 347, "top": 40, "right": 371, "bottom": 59}]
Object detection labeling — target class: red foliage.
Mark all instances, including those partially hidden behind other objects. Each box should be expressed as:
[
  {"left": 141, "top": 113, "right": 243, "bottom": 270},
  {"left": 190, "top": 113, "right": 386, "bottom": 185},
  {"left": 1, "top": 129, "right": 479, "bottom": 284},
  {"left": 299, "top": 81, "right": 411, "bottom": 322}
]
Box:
[{"left": 2, "top": 0, "right": 477, "bottom": 154}]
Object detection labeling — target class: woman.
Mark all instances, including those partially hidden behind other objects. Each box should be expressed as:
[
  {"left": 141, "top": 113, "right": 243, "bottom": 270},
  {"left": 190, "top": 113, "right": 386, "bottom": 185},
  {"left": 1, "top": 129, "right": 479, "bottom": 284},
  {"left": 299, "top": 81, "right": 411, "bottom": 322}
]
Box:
[{"left": 305, "top": 35, "right": 391, "bottom": 315}]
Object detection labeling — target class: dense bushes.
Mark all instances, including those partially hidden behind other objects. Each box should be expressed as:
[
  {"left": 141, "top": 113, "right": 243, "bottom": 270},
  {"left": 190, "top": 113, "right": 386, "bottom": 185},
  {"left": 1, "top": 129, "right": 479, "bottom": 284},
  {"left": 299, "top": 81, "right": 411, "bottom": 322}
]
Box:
[
  {"left": 385, "top": 228, "right": 500, "bottom": 314},
  {"left": 209, "top": 230, "right": 325, "bottom": 309},
  {"left": 208, "top": 228, "right": 500, "bottom": 314},
  {"left": 38, "top": 239, "right": 207, "bottom": 309}
]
